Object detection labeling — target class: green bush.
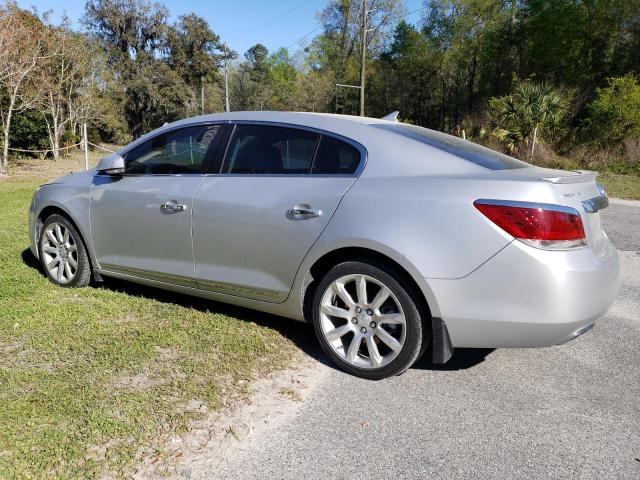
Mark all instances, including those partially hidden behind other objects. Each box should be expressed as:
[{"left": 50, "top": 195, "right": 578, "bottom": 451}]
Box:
[
  {"left": 9, "top": 110, "right": 50, "bottom": 157},
  {"left": 489, "top": 81, "right": 567, "bottom": 158},
  {"left": 586, "top": 75, "right": 640, "bottom": 147}
]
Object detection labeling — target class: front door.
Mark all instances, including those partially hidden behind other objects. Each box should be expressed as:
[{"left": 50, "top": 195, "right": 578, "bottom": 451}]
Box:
[
  {"left": 192, "top": 124, "right": 363, "bottom": 302},
  {"left": 90, "top": 124, "right": 224, "bottom": 287}
]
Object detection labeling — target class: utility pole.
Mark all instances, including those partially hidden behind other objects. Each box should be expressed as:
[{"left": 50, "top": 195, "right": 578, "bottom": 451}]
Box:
[
  {"left": 224, "top": 46, "right": 230, "bottom": 112},
  {"left": 359, "top": 0, "right": 368, "bottom": 117}
]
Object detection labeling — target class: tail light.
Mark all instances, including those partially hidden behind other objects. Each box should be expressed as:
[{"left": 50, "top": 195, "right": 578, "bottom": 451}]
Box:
[{"left": 474, "top": 200, "right": 586, "bottom": 250}]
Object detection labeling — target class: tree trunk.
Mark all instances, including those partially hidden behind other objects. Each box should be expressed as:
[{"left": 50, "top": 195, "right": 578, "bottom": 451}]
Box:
[
  {"left": 52, "top": 118, "right": 60, "bottom": 160},
  {"left": 530, "top": 126, "right": 538, "bottom": 158},
  {"left": 201, "top": 75, "right": 205, "bottom": 114},
  {"left": 468, "top": 47, "right": 477, "bottom": 112},
  {"left": 1, "top": 121, "right": 10, "bottom": 174},
  {"left": 1, "top": 94, "right": 16, "bottom": 174},
  {"left": 441, "top": 77, "right": 446, "bottom": 132}
]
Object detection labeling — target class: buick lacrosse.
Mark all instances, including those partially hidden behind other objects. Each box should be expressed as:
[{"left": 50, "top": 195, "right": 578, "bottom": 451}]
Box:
[{"left": 29, "top": 111, "right": 619, "bottom": 379}]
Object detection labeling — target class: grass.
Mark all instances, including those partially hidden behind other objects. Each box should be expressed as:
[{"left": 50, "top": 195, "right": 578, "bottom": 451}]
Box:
[
  {"left": 0, "top": 147, "right": 637, "bottom": 477},
  {"left": 0, "top": 154, "right": 300, "bottom": 478},
  {"left": 597, "top": 172, "right": 640, "bottom": 200}
]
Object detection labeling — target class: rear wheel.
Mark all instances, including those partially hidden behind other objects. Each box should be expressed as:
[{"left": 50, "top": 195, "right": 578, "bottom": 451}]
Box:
[
  {"left": 39, "top": 214, "right": 91, "bottom": 288},
  {"left": 312, "top": 261, "right": 425, "bottom": 380}
]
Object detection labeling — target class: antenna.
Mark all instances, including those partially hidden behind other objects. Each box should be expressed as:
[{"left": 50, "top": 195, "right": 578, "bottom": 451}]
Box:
[{"left": 381, "top": 111, "right": 400, "bottom": 122}]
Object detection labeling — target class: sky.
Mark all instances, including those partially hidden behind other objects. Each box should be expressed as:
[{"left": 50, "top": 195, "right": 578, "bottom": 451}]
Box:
[{"left": 18, "top": 0, "right": 425, "bottom": 56}]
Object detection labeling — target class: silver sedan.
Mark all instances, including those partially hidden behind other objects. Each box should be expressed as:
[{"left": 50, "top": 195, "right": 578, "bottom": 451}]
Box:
[{"left": 28, "top": 112, "right": 619, "bottom": 379}]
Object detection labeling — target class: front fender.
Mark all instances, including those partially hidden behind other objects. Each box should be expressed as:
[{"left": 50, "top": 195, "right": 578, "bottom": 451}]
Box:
[{"left": 29, "top": 171, "right": 96, "bottom": 267}]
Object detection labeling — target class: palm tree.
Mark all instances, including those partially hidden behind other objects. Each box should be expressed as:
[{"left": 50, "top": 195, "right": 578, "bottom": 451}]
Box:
[{"left": 489, "top": 82, "right": 566, "bottom": 159}]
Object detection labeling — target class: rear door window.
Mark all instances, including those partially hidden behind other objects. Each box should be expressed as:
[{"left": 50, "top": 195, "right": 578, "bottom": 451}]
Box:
[{"left": 222, "top": 125, "right": 319, "bottom": 174}]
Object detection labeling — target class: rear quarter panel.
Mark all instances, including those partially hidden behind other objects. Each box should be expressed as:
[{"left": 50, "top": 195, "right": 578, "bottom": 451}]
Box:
[{"left": 322, "top": 172, "right": 561, "bottom": 280}]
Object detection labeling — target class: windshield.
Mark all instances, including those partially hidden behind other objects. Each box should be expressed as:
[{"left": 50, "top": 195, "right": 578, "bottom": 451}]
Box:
[{"left": 373, "top": 123, "right": 530, "bottom": 171}]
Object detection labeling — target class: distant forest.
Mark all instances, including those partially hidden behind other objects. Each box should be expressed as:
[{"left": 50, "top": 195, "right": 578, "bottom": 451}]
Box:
[{"left": 1, "top": 0, "right": 639, "bottom": 175}]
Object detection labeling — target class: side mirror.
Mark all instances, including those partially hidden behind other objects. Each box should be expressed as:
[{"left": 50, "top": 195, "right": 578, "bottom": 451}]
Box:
[{"left": 96, "top": 153, "right": 125, "bottom": 175}]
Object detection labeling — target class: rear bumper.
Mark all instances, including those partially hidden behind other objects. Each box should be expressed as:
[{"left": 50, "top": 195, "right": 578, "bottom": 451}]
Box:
[{"left": 427, "top": 237, "right": 619, "bottom": 348}]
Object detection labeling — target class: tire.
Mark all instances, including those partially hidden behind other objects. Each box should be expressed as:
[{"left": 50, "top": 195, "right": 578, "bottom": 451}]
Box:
[
  {"left": 312, "top": 260, "right": 426, "bottom": 380},
  {"left": 39, "top": 214, "right": 91, "bottom": 288}
]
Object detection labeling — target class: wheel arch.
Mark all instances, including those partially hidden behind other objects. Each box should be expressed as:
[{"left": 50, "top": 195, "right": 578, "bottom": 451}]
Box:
[
  {"left": 36, "top": 205, "right": 98, "bottom": 276},
  {"left": 301, "top": 246, "right": 450, "bottom": 363},
  {"left": 302, "top": 245, "right": 429, "bottom": 313},
  {"left": 300, "top": 245, "right": 452, "bottom": 364}
]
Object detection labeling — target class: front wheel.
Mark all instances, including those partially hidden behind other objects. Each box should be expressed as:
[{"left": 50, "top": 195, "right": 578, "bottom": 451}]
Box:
[
  {"left": 311, "top": 261, "right": 425, "bottom": 380},
  {"left": 39, "top": 214, "right": 91, "bottom": 288}
]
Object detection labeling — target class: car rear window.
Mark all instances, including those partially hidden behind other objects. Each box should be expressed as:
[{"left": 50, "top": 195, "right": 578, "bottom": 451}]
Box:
[
  {"left": 311, "top": 136, "right": 361, "bottom": 175},
  {"left": 373, "top": 123, "right": 529, "bottom": 170}
]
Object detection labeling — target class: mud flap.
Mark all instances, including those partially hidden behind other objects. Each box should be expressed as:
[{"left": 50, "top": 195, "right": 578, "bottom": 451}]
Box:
[{"left": 432, "top": 317, "right": 453, "bottom": 364}]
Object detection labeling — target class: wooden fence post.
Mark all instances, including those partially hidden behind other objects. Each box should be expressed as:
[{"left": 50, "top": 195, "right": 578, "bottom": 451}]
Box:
[{"left": 83, "top": 123, "right": 89, "bottom": 171}]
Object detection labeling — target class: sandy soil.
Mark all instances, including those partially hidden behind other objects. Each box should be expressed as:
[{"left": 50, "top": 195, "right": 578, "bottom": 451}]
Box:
[{"left": 131, "top": 352, "right": 329, "bottom": 480}]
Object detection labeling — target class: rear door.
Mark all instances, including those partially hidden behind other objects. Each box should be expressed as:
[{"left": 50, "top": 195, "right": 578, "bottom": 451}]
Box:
[
  {"left": 90, "top": 124, "right": 226, "bottom": 286},
  {"left": 192, "top": 124, "right": 364, "bottom": 302}
]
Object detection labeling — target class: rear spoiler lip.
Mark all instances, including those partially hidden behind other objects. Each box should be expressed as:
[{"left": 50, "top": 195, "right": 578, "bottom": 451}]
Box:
[{"left": 540, "top": 170, "right": 598, "bottom": 184}]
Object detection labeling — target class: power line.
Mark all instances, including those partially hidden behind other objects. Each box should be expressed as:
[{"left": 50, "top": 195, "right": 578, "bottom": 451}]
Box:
[
  {"left": 391, "top": 5, "right": 428, "bottom": 22},
  {"left": 284, "top": 5, "right": 429, "bottom": 51},
  {"left": 286, "top": 25, "right": 323, "bottom": 49},
  {"left": 236, "top": 0, "right": 313, "bottom": 41}
]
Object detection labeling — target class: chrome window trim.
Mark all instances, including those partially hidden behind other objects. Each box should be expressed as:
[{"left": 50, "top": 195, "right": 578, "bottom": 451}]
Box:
[
  {"left": 95, "top": 172, "right": 205, "bottom": 178},
  {"left": 106, "top": 119, "right": 368, "bottom": 178},
  {"left": 217, "top": 120, "right": 367, "bottom": 177},
  {"left": 111, "top": 121, "right": 230, "bottom": 178},
  {"left": 474, "top": 199, "right": 581, "bottom": 216},
  {"left": 118, "top": 121, "right": 229, "bottom": 157}
]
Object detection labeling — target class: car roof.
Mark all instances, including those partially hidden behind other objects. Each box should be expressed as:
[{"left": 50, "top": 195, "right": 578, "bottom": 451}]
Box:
[
  {"left": 167, "top": 111, "right": 388, "bottom": 141},
  {"left": 128, "top": 111, "right": 527, "bottom": 178}
]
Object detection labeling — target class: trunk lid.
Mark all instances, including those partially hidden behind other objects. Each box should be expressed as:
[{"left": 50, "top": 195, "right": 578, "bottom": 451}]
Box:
[
  {"left": 520, "top": 167, "right": 609, "bottom": 253},
  {"left": 497, "top": 167, "right": 609, "bottom": 253}
]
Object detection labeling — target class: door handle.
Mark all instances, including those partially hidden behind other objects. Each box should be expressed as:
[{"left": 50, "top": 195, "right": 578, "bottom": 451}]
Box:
[
  {"left": 287, "top": 205, "right": 322, "bottom": 218},
  {"left": 161, "top": 201, "right": 186, "bottom": 214}
]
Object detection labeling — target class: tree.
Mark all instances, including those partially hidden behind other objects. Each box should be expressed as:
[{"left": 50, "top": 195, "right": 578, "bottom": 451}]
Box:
[
  {"left": 308, "top": 0, "right": 404, "bottom": 114},
  {"left": 0, "top": 3, "right": 47, "bottom": 173},
  {"left": 521, "top": 0, "right": 640, "bottom": 91},
  {"left": 587, "top": 75, "right": 640, "bottom": 147},
  {"left": 268, "top": 48, "right": 299, "bottom": 110},
  {"left": 420, "top": 0, "right": 515, "bottom": 130},
  {"left": 84, "top": 0, "right": 186, "bottom": 138},
  {"left": 295, "top": 67, "right": 334, "bottom": 113},
  {"left": 232, "top": 44, "right": 274, "bottom": 110},
  {"left": 371, "top": 20, "right": 438, "bottom": 125},
  {"left": 489, "top": 81, "right": 567, "bottom": 157},
  {"left": 39, "top": 22, "right": 104, "bottom": 159},
  {"left": 166, "top": 13, "right": 224, "bottom": 114}
]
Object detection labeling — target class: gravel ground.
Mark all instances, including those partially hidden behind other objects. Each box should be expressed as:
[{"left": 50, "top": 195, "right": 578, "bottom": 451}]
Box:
[{"left": 183, "top": 202, "right": 640, "bottom": 480}]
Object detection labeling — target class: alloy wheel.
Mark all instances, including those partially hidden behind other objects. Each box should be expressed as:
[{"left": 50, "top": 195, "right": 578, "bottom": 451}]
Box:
[
  {"left": 319, "top": 274, "right": 407, "bottom": 369},
  {"left": 41, "top": 222, "right": 79, "bottom": 284}
]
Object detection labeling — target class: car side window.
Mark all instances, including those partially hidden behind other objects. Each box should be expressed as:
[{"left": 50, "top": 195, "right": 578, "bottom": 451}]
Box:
[
  {"left": 125, "top": 125, "right": 222, "bottom": 175},
  {"left": 222, "top": 125, "right": 319, "bottom": 174},
  {"left": 311, "top": 136, "right": 361, "bottom": 175}
]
